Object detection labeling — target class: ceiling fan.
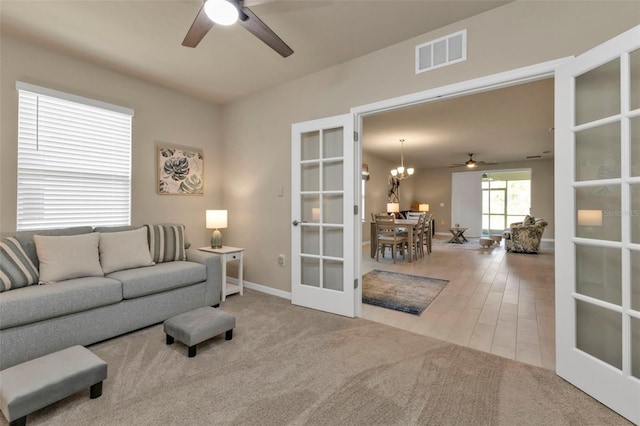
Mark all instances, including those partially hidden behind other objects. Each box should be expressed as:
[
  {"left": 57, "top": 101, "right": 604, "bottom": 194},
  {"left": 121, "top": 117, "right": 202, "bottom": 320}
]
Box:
[
  {"left": 182, "top": 0, "right": 294, "bottom": 57},
  {"left": 449, "top": 153, "right": 498, "bottom": 168}
]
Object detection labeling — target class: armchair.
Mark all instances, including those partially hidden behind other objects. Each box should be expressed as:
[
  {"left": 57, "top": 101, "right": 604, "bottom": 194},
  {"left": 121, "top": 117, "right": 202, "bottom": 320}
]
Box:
[{"left": 504, "top": 215, "right": 548, "bottom": 253}]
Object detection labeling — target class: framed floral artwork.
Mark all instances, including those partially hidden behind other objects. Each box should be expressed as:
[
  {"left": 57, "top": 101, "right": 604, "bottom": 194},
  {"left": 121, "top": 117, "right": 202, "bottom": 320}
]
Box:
[{"left": 157, "top": 145, "right": 204, "bottom": 195}]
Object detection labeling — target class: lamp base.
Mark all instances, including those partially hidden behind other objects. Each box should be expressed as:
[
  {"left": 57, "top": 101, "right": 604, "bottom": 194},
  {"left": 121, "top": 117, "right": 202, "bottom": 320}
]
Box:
[{"left": 211, "top": 229, "right": 223, "bottom": 249}]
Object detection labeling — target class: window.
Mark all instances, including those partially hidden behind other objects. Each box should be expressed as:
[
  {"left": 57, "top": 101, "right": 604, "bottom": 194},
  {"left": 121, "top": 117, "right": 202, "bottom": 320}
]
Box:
[
  {"left": 482, "top": 170, "right": 531, "bottom": 235},
  {"left": 16, "top": 82, "right": 133, "bottom": 230}
]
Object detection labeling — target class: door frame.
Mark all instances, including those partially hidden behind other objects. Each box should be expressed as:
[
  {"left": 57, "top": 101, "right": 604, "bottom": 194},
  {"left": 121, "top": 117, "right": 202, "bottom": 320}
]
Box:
[{"left": 350, "top": 56, "right": 571, "bottom": 317}]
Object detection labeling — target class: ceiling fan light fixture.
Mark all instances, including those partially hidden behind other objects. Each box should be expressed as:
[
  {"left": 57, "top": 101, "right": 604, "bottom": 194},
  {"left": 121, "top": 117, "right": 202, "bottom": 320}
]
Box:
[
  {"left": 466, "top": 163, "right": 476, "bottom": 168},
  {"left": 204, "top": 0, "right": 239, "bottom": 26}
]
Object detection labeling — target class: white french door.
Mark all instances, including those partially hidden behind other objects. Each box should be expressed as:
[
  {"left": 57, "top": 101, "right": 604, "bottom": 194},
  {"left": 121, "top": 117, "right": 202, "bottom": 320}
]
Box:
[
  {"left": 555, "top": 25, "right": 640, "bottom": 423},
  {"left": 291, "top": 114, "right": 356, "bottom": 317}
]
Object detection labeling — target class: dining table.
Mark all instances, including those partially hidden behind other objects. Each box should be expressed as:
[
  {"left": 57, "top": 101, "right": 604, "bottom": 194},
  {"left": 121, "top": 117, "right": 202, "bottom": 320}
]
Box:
[{"left": 394, "top": 218, "right": 421, "bottom": 262}]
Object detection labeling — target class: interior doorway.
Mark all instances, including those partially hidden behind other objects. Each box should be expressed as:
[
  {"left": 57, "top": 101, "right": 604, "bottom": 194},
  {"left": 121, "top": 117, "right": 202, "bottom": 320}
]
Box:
[{"left": 352, "top": 59, "right": 565, "bottom": 369}]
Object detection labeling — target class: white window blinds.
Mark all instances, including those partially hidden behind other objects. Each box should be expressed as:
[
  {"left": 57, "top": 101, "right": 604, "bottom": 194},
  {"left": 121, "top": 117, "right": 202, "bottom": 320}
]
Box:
[{"left": 16, "top": 82, "right": 134, "bottom": 230}]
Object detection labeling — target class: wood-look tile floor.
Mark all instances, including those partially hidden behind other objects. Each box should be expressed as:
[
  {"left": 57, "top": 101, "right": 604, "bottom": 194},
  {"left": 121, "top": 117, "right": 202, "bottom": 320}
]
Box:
[{"left": 362, "top": 235, "right": 556, "bottom": 370}]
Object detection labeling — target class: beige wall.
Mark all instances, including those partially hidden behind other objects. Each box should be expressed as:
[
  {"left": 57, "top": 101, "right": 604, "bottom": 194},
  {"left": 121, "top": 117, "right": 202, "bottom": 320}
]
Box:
[
  {"left": 362, "top": 151, "right": 417, "bottom": 242},
  {"left": 0, "top": 35, "right": 223, "bottom": 248},
  {"left": 222, "top": 1, "right": 638, "bottom": 292},
  {"left": 412, "top": 159, "right": 555, "bottom": 238}
]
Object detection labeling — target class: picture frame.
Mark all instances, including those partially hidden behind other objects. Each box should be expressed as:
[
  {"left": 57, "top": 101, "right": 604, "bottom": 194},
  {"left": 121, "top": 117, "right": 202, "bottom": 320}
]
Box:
[{"left": 157, "top": 144, "right": 204, "bottom": 195}]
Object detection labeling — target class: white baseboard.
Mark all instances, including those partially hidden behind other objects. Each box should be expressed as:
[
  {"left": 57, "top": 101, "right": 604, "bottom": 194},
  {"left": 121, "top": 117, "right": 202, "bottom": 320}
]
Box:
[
  {"left": 362, "top": 240, "right": 370, "bottom": 246},
  {"left": 435, "top": 232, "right": 449, "bottom": 236},
  {"left": 227, "top": 277, "right": 291, "bottom": 300},
  {"left": 541, "top": 238, "right": 555, "bottom": 243}
]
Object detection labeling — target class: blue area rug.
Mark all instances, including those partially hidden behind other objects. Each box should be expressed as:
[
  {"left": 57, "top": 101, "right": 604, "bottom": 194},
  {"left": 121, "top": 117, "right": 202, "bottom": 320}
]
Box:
[{"left": 362, "top": 270, "right": 448, "bottom": 315}]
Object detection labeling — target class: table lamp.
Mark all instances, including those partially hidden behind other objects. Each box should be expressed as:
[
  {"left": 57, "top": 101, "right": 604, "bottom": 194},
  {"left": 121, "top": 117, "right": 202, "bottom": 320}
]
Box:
[
  {"left": 387, "top": 202, "right": 400, "bottom": 218},
  {"left": 419, "top": 203, "right": 430, "bottom": 212},
  {"left": 206, "top": 210, "right": 227, "bottom": 249}
]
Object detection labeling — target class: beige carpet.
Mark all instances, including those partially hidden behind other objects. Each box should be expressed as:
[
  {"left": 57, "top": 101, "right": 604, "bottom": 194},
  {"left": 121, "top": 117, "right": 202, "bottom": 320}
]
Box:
[{"left": 13, "top": 290, "right": 630, "bottom": 426}]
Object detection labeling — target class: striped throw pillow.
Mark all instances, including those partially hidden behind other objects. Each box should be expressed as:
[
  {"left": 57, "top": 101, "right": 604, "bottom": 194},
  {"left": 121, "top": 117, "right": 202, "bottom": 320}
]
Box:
[
  {"left": 0, "top": 237, "right": 39, "bottom": 292},
  {"left": 145, "top": 224, "right": 186, "bottom": 263}
]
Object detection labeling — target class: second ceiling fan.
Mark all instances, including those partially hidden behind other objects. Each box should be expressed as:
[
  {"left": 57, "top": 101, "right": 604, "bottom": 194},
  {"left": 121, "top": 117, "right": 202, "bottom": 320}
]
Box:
[
  {"left": 182, "top": 0, "right": 294, "bottom": 57},
  {"left": 449, "top": 153, "right": 498, "bottom": 168}
]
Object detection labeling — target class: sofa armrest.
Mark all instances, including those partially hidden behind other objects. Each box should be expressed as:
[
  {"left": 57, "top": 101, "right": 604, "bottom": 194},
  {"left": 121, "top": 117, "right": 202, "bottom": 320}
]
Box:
[{"left": 186, "top": 249, "right": 222, "bottom": 306}]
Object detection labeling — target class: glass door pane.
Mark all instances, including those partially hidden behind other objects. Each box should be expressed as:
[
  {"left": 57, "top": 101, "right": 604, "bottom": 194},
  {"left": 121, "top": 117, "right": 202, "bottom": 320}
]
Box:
[
  {"left": 575, "top": 58, "right": 620, "bottom": 125},
  {"left": 576, "top": 300, "right": 622, "bottom": 369},
  {"left": 631, "top": 116, "right": 640, "bottom": 177},
  {"left": 575, "top": 123, "right": 621, "bottom": 181},
  {"left": 630, "top": 48, "right": 640, "bottom": 111}
]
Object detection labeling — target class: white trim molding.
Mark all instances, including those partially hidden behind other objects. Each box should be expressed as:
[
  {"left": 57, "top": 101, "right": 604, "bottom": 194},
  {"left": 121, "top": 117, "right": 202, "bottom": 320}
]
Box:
[{"left": 227, "top": 277, "right": 292, "bottom": 300}]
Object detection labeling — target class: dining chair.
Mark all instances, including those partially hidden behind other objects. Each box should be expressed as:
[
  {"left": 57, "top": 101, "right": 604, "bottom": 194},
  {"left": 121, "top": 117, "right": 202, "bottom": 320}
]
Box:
[
  {"left": 409, "top": 214, "right": 424, "bottom": 260},
  {"left": 375, "top": 216, "right": 407, "bottom": 263},
  {"left": 424, "top": 213, "right": 433, "bottom": 254}
]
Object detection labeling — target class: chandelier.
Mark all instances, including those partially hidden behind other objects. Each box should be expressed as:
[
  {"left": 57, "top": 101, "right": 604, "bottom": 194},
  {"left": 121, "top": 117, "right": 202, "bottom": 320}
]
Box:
[{"left": 390, "top": 139, "right": 414, "bottom": 180}]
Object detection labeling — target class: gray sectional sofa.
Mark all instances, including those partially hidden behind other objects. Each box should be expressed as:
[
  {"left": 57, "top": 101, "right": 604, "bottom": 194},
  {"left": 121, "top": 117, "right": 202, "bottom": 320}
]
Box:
[{"left": 0, "top": 225, "right": 222, "bottom": 370}]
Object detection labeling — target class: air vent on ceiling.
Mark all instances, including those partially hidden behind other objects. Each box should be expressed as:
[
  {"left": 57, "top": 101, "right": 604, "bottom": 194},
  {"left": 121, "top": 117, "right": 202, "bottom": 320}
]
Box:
[
  {"left": 526, "top": 155, "right": 542, "bottom": 159},
  {"left": 416, "top": 29, "right": 467, "bottom": 74}
]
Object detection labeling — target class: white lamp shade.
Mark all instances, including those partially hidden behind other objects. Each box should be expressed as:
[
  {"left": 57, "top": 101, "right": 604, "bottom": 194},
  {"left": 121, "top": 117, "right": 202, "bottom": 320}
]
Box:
[
  {"left": 419, "top": 203, "right": 430, "bottom": 212},
  {"left": 206, "top": 210, "right": 228, "bottom": 229},
  {"left": 407, "top": 168, "right": 414, "bottom": 175},
  {"left": 204, "top": 0, "right": 239, "bottom": 25},
  {"left": 387, "top": 202, "right": 400, "bottom": 213},
  {"left": 577, "top": 209, "right": 603, "bottom": 226},
  {"left": 390, "top": 169, "right": 398, "bottom": 176}
]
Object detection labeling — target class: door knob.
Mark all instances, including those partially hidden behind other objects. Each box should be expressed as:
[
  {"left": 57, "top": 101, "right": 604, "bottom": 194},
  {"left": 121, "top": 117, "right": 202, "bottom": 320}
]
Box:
[{"left": 292, "top": 220, "right": 299, "bottom": 226}]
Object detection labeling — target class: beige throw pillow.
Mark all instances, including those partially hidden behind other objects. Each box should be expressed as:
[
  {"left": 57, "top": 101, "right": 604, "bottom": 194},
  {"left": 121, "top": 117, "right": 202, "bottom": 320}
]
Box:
[
  {"left": 34, "top": 233, "right": 104, "bottom": 284},
  {"left": 99, "top": 227, "right": 154, "bottom": 274}
]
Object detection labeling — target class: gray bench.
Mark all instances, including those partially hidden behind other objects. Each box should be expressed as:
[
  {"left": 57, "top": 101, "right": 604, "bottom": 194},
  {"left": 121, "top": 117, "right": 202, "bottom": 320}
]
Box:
[
  {"left": 0, "top": 345, "right": 107, "bottom": 426},
  {"left": 164, "top": 307, "right": 236, "bottom": 357}
]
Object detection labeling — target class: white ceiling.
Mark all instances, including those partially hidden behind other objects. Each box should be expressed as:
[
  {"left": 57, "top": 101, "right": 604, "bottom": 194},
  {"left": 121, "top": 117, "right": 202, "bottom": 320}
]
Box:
[
  {"left": 0, "top": 0, "right": 512, "bottom": 104},
  {"left": 362, "top": 78, "right": 555, "bottom": 169}
]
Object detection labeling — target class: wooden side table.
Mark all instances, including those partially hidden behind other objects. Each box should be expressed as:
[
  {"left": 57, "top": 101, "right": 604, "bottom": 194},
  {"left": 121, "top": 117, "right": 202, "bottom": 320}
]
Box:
[
  {"left": 447, "top": 227, "right": 469, "bottom": 244},
  {"left": 198, "top": 246, "right": 244, "bottom": 301}
]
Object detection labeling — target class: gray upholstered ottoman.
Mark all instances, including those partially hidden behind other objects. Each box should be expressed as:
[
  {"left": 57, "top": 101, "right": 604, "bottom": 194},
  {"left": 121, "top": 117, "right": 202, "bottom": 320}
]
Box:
[
  {"left": 0, "top": 345, "right": 107, "bottom": 426},
  {"left": 164, "top": 307, "right": 236, "bottom": 357}
]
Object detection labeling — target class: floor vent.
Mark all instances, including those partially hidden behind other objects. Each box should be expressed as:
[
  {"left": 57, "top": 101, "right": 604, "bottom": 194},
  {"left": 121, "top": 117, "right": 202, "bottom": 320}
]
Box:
[{"left": 416, "top": 29, "right": 467, "bottom": 74}]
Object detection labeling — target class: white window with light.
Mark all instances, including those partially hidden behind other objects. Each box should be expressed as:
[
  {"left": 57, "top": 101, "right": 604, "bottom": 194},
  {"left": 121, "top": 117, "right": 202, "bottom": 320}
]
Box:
[
  {"left": 16, "top": 82, "right": 134, "bottom": 230},
  {"left": 482, "top": 169, "right": 532, "bottom": 235}
]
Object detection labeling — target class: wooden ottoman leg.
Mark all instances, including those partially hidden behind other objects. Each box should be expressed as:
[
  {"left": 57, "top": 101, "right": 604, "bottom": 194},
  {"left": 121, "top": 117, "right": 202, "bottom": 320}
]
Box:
[
  {"left": 166, "top": 335, "right": 174, "bottom": 345},
  {"left": 90, "top": 381, "right": 103, "bottom": 399},
  {"left": 225, "top": 329, "right": 233, "bottom": 340},
  {"left": 188, "top": 345, "right": 197, "bottom": 358}
]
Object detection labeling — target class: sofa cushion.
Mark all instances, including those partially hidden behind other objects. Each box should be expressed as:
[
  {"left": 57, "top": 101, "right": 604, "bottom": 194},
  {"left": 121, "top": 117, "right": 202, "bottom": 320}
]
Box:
[
  {"left": 0, "top": 226, "right": 94, "bottom": 271},
  {"left": 34, "top": 233, "right": 104, "bottom": 284},
  {"left": 99, "top": 227, "right": 155, "bottom": 274},
  {"left": 145, "top": 224, "right": 187, "bottom": 263},
  {"left": 0, "top": 237, "right": 39, "bottom": 292},
  {"left": 107, "top": 261, "right": 206, "bottom": 299},
  {"left": 0, "top": 277, "right": 122, "bottom": 330}
]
